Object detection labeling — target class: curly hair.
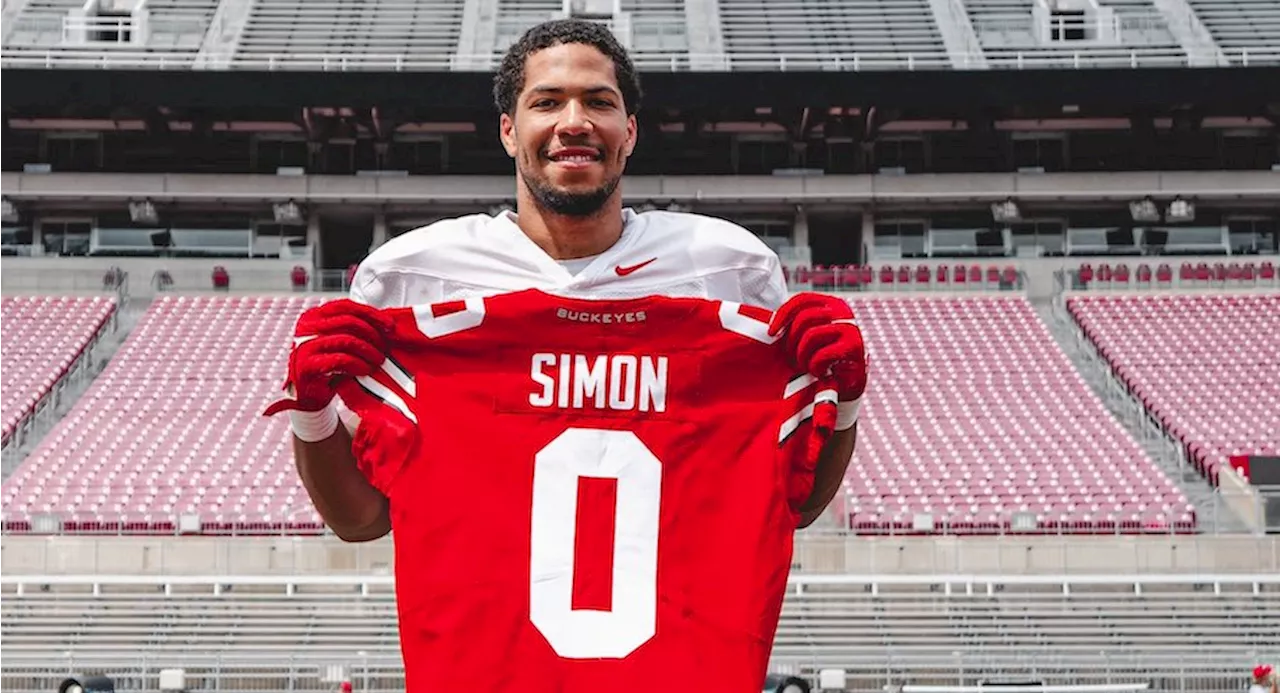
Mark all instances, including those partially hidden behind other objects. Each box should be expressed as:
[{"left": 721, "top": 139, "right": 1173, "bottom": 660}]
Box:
[{"left": 492, "top": 18, "right": 643, "bottom": 116}]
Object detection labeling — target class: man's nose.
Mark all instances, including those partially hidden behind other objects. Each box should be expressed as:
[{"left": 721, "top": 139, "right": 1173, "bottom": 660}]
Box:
[{"left": 557, "top": 101, "right": 594, "bottom": 135}]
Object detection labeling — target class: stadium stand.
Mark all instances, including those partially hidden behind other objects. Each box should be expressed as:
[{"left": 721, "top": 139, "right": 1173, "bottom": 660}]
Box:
[
  {"left": 843, "top": 296, "right": 1196, "bottom": 534},
  {"left": 1, "top": 296, "right": 324, "bottom": 534},
  {"left": 2, "top": 0, "right": 83, "bottom": 48},
  {"left": 1, "top": 574, "right": 1275, "bottom": 689},
  {"left": 1183, "top": 0, "right": 1280, "bottom": 55},
  {"left": 0, "top": 294, "right": 1204, "bottom": 536},
  {"left": 2, "top": 0, "right": 218, "bottom": 60},
  {"left": 494, "top": 0, "right": 562, "bottom": 63},
  {"left": 622, "top": 0, "right": 690, "bottom": 64},
  {"left": 963, "top": 0, "right": 1187, "bottom": 66},
  {"left": 1067, "top": 294, "right": 1280, "bottom": 486},
  {"left": 233, "top": 0, "right": 466, "bottom": 66},
  {"left": 0, "top": 296, "right": 116, "bottom": 451},
  {"left": 715, "top": 0, "right": 950, "bottom": 69}
]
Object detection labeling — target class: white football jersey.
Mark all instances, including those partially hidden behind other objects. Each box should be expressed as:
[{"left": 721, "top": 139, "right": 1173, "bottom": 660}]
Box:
[
  {"left": 349, "top": 208, "right": 788, "bottom": 310},
  {"left": 337, "top": 207, "right": 788, "bottom": 430}
]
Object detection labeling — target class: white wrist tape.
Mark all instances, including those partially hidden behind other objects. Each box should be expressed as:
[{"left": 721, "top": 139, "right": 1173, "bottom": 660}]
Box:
[
  {"left": 835, "top": 397, "right": 863, "bottom": 431},
  {"left": 289, "top": 403, "right": 340, "bottom": 443}
]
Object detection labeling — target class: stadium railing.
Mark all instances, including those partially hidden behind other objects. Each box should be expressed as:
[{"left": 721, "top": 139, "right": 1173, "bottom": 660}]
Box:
[
  {"left": 1, "top": 574, "right": 1275, "bottom": 693},
  {"left": 3, "top": 532, "right": 1277, "bottom": 576},
  {"left": 3, "top": 47, "right": 1280, "bottom": 70}
]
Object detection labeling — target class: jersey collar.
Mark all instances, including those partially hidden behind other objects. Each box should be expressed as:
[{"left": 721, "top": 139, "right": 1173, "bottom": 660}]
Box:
[{"left": 492, "top": 208, "right": 644, "bottom": 288}]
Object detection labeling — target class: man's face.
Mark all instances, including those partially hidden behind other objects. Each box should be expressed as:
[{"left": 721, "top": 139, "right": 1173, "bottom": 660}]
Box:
[{"left": 500, "top": 42, "right": 637, "bottom": 217}]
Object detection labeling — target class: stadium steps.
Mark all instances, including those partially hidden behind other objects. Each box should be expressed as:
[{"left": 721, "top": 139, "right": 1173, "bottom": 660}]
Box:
[
  {"left": 1033, "top": 299, "right": 1249, "bottom": 534},
  {"left": 1, "top": 296, "right": 151, "bottom": 482}
]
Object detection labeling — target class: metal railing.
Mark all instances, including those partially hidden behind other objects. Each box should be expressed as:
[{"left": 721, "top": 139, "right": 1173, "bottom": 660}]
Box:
[
  {"left": 3, "top": 533, "right": 1278, "bottom": 576},
  {"left": 3, "top": 46, "right": 1279, "bottom": 70},
  {"left": 2, "top": 574, "right": 1276, "bottom": 693}
]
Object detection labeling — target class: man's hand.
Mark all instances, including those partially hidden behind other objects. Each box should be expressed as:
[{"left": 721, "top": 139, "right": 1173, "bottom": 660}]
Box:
[
  {"left": 264, "top": 299, "right": 393, "bottom": 438},
  {"left": 768, "top": 293, "right": 869, "bottom": 528},
  {"left": 768, "top": 293, "right": 868, "bottom": 424}
]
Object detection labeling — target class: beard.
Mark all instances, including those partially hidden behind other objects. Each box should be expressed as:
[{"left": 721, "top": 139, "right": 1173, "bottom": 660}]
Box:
[
  {"left": 519, "top": 152, "right": 622, "bottom": 218},
  {"left": 526, "top": 175, "right": 621, "bottom": 217}
]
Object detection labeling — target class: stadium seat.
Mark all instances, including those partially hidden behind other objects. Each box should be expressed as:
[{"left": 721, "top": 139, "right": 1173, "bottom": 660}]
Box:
[
  {"left": 1068, "top": 294, "right": 1280, "bottom": 485},
  {"left": 840, "top": 296, "right": 1194, "bottom": 534},
  {"left": 0, "top": 297, "right": 116, "bottom": 446},
  {"left": 290, "top": 265, "right": 309, "bottom": 291},
  {"left": 2, "top": 296, "right": 328, "bottom": 534}
]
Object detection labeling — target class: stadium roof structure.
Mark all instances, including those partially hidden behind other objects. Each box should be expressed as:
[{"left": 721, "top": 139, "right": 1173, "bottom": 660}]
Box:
[
  {"left": 3, "top": 0, "right": 1280, "bottom": 124},
  {"left": 1, "top": 0, "right": 1279, "bottom": 72}
]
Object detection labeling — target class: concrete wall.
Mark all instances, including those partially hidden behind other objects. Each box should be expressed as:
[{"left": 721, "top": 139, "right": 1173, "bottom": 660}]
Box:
[
  {"left": 1, "top": 256, "right": 309, "bottom": 295},
  {"left": 2, "top": 534, "right": 1276, "bottom": 576}
]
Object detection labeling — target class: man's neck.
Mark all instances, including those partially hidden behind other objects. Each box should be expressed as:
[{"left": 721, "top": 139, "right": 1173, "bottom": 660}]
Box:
[{"left": 513, "top": 198, "right": 625, "bottom": 261}]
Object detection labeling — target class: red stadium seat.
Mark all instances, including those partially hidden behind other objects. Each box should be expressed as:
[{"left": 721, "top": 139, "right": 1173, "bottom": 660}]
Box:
[
  {"left": 290, "top": 266, "right": 309, "bottom": 290},
  {"left": 1068, "top": 295, "right": 1279, "bottom": 489},
  {"left": 795, "top": 265, "right": 811, "bottom": 287},
  {"left": 915, "top": 265, "right": 931, "bottom": 285},
  {"left": 1001, "top": 266, "right": 1018, "bottom": 287},
  {"left": 879, "top": 265, "right": 895, "bottom": 286},
  {"left": 2, "top": 296, "right": 331, "bottom": 535},
  {"left": 1136, "top": 264, "right": 1153, "bottom": 284},
  {"left": 859, "top": 265, "right": 874, "bottom": 287},
  {"left": 813, "top": 265, "right": 835, "bottom": 287},
  {"left": 1261, "top": 261, "right": 1276, "bottom": 284},
  {"left": 840, "top": 296, "right": 1195, "bottom": 535},
  {"left": 840, "top": 264, "right": 861, "bottom": 289},
  {"left": 211, "top": 266, "right": 231, "bottom": 290},
  {"left": 0, "top": 297, "right": 116, "bottom": 446}
]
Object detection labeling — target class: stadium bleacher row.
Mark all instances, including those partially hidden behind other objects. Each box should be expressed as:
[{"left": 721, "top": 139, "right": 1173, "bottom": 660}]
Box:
[
  {"left": 2, "top": 575, "right": 1276, "bottom": 685},
  {"left": 0, "top": 296, "right": 116, "bottom": 447},
  {"left": 2, "top": 0, "right": 1278, "bottom": 68},
  {"left": 844, "top": 296, "right": 1195, "bottom": 533},
  {"left": 2, "top": 296, "right": 325, "bottom": 534},
  {"left": 13, "top": 284, "right": 1274, "bottom": 536},
  {"left": 1068, "top": 294, "right": 1280, "bottom": 486}
]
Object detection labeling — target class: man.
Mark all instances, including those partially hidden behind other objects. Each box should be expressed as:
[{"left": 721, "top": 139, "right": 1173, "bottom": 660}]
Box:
[{"left": 283, "top": 18, "right": 864, "bottom": 542}]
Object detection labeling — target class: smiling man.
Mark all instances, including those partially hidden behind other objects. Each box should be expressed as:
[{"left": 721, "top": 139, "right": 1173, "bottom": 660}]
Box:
[{"left": 288, "top": 19, "right": 862, "bottom": 552}]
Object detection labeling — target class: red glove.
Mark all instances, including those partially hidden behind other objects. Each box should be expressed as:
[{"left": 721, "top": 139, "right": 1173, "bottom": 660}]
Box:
[
  {"left": 768, "top": 293, "right": 868, "bottom": 430},
  {"left": 263, "top": 299, "right": 393, "bottom": 439}
]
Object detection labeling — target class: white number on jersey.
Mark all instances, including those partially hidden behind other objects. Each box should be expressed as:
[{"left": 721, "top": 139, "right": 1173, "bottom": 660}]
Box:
[{"left": 529, "top": 428, "right": 662, "bottom": 659}]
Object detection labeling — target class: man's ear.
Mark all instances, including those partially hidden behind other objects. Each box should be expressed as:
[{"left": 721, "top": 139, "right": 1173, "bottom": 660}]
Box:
[
  {"left": 623, "top": 114, "right": 638, "bottom": 158},
  {"left": 499, "top": 113, "right": 517, "bottom": 158}
]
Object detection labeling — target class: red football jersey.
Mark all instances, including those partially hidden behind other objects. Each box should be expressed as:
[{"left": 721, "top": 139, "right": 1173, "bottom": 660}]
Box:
[{"left": 338, "top": 289, "right": 837, "bottom": 692}]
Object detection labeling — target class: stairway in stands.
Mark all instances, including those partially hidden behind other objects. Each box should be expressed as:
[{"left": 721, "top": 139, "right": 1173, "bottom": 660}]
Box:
[{"left": 1033, "top": 298, "right": 1250, "bottom": 533}]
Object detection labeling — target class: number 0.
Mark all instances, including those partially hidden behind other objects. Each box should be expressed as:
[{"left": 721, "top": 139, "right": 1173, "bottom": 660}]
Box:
[{"left": 529, "top": 428, "right": 662, "bottom": 659}]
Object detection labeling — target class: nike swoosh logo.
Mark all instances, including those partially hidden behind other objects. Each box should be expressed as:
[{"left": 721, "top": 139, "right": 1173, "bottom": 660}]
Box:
[
  {"left": 293, "top": 335, "right": 318, "bottom": 347},
  {"left": 615, "top": 258, "right": 657, "bottom": 276}
]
